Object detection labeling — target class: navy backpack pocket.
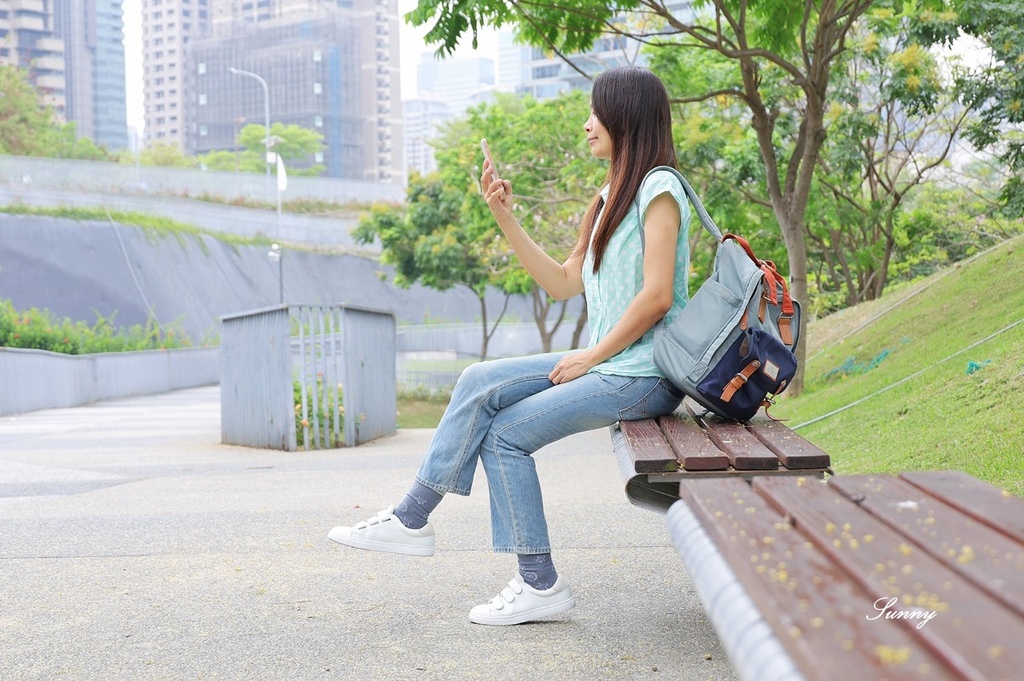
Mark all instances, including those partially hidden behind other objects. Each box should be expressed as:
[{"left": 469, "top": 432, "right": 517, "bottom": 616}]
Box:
[{"left": 696, "top": 328, "right": 797, "bottom": 421}]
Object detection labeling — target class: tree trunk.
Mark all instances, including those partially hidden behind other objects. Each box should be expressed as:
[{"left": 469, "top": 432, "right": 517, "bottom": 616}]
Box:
[
  {"left": 532, "top": 285, "right": 568, "bottom": 353},
  {"left": 571, "top": 296, "right": 588, "bottom": 350},
  {"left": 476, "top": 289, "right": 512, "bottom": 361},
  {"left": 477, "top": 292, "right": 489, "bottom": 360}
]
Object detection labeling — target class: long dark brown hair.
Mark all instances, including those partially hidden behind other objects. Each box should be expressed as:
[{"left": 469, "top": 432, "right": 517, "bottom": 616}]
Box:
[{"left": 573, "top": 67, "right": 678, "bottom": 272}]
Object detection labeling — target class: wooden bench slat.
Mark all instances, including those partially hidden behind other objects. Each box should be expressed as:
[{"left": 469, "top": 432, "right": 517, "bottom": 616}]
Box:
[
  {"left": 686, "top": 404, "right": 779, "bottom": 470},
  {"left": 753, "top": 475, "right": 1024, "bottom": 681},
  {"left": 618, "top": 419, "right": 678, "bottom": 473},
  {"left": 899, "top": 470, "right": 1024, "bottom": 546},
  {"left": 830, "top": 474, "right": 1024, "bottom": 619},
  {"left": 678, "top": 478, "right": 954, "bottom": 681},
  {"left": 656, "top": 412, "right": 730, "bottom": 471},
  {"left": 745, "top": 416, "right": 831, "bottom": 469}
]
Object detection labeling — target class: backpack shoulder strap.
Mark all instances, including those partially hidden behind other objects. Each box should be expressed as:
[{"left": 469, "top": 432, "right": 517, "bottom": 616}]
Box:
[{"left": 636, "top": 165, "right": 724, "bottom": 251}]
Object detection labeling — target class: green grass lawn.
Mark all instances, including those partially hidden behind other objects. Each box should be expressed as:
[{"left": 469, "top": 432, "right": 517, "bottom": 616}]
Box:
[
  {"left": 397, "top": 397, "right": 450, "bottom": 429},
  {"left": 775, "top": 237, "right": 1024, "bottom": 495}
]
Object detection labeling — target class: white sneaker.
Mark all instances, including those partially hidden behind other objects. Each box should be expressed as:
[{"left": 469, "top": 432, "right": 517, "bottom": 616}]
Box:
[
  {"left": 468, "top": 575, "right": 575, "bottom": 625},
  {"left": 327, "top": 506, "right": 435, "bottom": 557}
]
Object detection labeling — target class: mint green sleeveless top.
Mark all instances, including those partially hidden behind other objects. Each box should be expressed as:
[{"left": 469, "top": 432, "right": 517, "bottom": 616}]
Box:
[{"left": 582, "top": 169, "right": 691, "bottom": 377}]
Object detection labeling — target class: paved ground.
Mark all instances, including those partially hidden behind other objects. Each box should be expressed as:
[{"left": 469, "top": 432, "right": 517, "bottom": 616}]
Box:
[{"left": 0, "top": 386, "right": 739, "bottom": 681}]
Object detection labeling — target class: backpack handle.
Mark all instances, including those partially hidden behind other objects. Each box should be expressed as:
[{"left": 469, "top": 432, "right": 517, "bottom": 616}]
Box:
[
  {"left": 635, "top": 165, "right": 724, "bottom": 250},
  {"left": 636, "top": 167, "right": 796, "bottom": 321}
]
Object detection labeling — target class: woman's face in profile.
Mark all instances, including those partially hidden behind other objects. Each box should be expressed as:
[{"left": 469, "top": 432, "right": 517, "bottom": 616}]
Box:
[{"left": 585, "top": 109, "right": 612, "bottom": 160}]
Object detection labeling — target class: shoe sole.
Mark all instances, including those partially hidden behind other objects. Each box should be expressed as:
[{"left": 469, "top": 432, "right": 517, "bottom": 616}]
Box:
[
  {"left": 468, "top": 595, "right": 576, "bottom": 626},
  {"left": 327, "top": 527, "right": 435, "bottom": 557}
]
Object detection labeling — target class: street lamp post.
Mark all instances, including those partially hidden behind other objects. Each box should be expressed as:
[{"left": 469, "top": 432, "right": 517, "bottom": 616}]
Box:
[
  {"left": 268, "top": 243, "right": 283, "bottom": 304},
  {"left": 229, "top": 66, "right": 271, "bottom": 204}
]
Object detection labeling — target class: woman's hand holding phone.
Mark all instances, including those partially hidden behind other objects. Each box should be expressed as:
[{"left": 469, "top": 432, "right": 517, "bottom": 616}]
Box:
[
  {"left": 480, "top": 138, "right": 500, "bottom": 182},
  {"left": 480, "top": 138, "right": 512, "bottom": 214}
]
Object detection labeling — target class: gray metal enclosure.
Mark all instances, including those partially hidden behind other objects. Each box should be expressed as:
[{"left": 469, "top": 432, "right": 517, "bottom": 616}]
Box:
[{"left": 220, "top": 304, "right": 396, "bottom": 450}]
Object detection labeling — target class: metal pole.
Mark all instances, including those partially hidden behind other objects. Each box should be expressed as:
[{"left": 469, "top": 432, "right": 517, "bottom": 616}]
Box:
[
  {"left": 229, "top": 67, "right": 271, "bottom": 204},
  {"left": 269, "top": 243, "right": 284, "bottom": 304}
]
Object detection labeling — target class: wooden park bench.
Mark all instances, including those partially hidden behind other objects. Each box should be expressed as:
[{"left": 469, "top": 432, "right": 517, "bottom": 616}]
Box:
[
  {"left": 613, "top": 402, "right": 1024, "bottom": 681},
  {"left": 612, "top": 401, "right": 833, "bottom": 513}
]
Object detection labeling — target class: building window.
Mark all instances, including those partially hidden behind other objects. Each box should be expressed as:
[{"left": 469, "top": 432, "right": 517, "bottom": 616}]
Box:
[
  {"left": 314, "top": 115, "right": 323, "bottom": 127},
  {"left": 313, "top": 82, "right": 322, "bottom": 94},
  {"left": 199, "top": 125, "right": 208, "bottom": 136},
  {"left": 313, "top": 50, "right": 321, "bottom": 62},
  {"left": 198, "top": 93, "right": 206, "bottom": 105},
  {"left": 315, "top": 152, "right": 324, "bottom": 163}
]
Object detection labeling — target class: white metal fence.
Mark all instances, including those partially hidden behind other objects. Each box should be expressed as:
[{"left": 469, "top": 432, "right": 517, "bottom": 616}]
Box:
[{"left": 220, "top": 303, "right": 396, "bottom": 450}]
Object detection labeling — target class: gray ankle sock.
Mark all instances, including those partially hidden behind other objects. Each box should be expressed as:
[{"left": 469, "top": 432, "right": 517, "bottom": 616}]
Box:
[
  {"left": 393, "top": 481, "right": 443, "bottom": 530},
  {"left": 518, "top": 553, "right": 558, "bottom": 590}
]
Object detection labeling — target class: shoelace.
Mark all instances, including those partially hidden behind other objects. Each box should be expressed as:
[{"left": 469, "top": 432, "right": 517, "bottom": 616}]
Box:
[
  {"left": 354, "top": 506, "right": 395, "bottom": 530},
  {"left": 489, "top": 579, "right": 524, "bottom": 610}
]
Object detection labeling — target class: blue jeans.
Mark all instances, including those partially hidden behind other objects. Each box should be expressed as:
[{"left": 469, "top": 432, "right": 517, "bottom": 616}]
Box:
[{"left": 415, "top": 352, "right": 683, "bottom": 554}]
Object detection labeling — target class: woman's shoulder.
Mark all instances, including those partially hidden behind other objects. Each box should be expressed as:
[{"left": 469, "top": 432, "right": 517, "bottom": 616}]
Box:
[{"left": 639, "top": 167, "right": 687, "bottom": 206}]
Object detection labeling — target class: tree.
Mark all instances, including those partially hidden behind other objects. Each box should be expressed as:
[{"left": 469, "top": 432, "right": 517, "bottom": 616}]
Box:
[
  {"left": 0, "top": 65, "right": 57, "bottom": 156},
  {"left": 236, "top": 122, "right": 325, "bottom": 175},
  {"left": 354, "top": 173, "right": 511, "bottom": 359},
  {"left": 141, "top": 143, "right": 196, "bottom": 168},
  {"left": 0, "top": 65, "right": 111, "bottom": 160},
  {"left": 435, "top": 91, "right": 603, "bottom": 352},
  {"left": 808, "top": 7, "right": 973, "bottom": 307},
  {"left": 927, "top": 1, "right": 1024, "bottom": 217},
  {"left": 48, "top": 122, "right": 111, "bottom": 161},
  {"left": 408, "top": 0, "right": 888, "bottom": 393}
]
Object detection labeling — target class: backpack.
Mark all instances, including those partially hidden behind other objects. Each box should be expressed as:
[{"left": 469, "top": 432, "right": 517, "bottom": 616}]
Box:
[{"left": 637, "top": 166, "right": 801, "bottom": 421}]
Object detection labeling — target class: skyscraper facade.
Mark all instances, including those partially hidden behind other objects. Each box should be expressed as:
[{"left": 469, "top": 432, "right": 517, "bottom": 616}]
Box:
[
  {"left": 54, "top": 0, "right": 129, "bottom": 150},
  {"left": 140, "top": 0, "right": 210, "bottom": 149},
  {"left": 188, "top": 0, "right": 402, "bottom": 182}
]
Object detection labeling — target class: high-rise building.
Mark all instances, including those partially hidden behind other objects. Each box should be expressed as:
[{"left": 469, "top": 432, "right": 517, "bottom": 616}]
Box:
[
  {"left": 53, "top": 0, "right": 129, "bottom": 150},
  {"left": 0, "top": 0, "right": 67, "bottom": 116},
  {"left": 496, "top": 3, "right": 693, "bottom": 99},
  {"left": 417, "top": 54, "right": 494, "bottom": 117},
  {"left": 140, "top": 0, "right": 210, "bottom": 149},
  {"left": 403, "top": 97, "right": 448, "bottom": 176},
  {"left": 401, "top": 54, "right": 494, "bottom": 177},
  {"left": 189, "top": 0, "right": 402, "bottom": 182},
  {"left": 501, "top": 34, "right": 639, "bottom": 101}
]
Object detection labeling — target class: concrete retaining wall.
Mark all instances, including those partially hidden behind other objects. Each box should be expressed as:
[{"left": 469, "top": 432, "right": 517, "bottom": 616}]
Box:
[{"left": 0, "top": 346, "right": 219, "bottom": 415}]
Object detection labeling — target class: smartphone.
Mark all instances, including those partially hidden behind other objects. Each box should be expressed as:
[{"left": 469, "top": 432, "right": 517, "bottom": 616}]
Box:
[{"left": 480, "top": 138, "right": 500, "bottom": 181}]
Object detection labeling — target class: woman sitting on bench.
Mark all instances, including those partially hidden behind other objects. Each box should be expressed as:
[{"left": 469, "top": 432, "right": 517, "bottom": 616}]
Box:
[{"left": 328, "top": 66, "right": 691, "bottom": 626}]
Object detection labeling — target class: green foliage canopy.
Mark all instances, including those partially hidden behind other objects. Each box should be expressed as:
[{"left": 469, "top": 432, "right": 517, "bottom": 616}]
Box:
[{"left": 0, "top": 65, "right": 113, "bottom": 160}]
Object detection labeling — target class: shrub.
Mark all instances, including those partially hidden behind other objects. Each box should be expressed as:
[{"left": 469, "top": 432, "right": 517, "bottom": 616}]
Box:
[
  {"left": 294, "top": 373, "right": 344, "bottom": 448},
  {"left": 0, "top": 299, "right": 193, "bottom": 354}
]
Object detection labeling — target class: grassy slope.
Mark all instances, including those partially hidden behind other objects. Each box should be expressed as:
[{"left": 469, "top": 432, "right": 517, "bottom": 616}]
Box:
[{"left": 774, "top": 237, "right": 1024, "bottom": 496}]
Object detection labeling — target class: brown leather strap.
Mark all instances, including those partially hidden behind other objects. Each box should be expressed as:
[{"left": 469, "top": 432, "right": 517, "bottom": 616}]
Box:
[
  {"left": 778, "top": 314, "right": 794, "bottom": 346},
  {"left": 720, "top": 360, "right": 762, "bottom": 403}
]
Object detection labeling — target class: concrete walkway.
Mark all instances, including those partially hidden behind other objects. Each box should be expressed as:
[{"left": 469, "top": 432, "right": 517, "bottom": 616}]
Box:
[{"left": 0, "top": 386, "right": 738, "bottom": 680}]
